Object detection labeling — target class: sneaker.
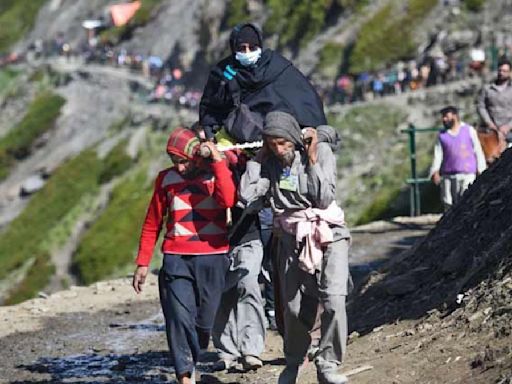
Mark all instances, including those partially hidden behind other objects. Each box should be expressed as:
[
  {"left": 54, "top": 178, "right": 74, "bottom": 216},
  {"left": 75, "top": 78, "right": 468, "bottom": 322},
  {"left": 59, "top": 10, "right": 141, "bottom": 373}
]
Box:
[
  {"left": 241, "top": 355, "right": 263, "bottom": 371},
  {"left": 278, "top": 365, "right": 299, "bottom": 384},
  {"left": 212, "top": 358, "right": 237, "bottom": 372},
  {"left": 317, "top": 370, "right": 348, "bottom": 384}
]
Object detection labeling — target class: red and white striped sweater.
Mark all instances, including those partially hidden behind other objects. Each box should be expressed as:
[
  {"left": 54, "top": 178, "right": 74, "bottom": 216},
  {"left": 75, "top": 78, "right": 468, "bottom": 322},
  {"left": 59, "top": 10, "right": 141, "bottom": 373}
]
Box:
[{"left": 136, "top": 160, "right": 236, "bottom": 266}]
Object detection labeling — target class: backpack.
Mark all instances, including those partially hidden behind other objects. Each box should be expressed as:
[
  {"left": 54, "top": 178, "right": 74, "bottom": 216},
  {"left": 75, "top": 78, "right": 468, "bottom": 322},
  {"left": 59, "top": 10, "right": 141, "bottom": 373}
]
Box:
[{"left": 223, "top": 79, "right": 264, "bottom": 143}]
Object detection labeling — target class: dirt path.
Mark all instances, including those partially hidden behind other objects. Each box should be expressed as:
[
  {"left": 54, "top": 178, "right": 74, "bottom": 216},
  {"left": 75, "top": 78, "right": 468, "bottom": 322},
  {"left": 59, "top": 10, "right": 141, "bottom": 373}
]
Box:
[{"left": 1, "top": 215, "right": 510, "bottom": 383}]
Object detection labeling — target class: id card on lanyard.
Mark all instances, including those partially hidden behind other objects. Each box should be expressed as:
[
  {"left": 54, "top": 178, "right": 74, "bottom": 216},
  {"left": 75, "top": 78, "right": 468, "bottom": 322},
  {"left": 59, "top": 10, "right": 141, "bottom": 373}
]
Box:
[{"left": 279, "top": 166, "right": 298, "bottom": 192}]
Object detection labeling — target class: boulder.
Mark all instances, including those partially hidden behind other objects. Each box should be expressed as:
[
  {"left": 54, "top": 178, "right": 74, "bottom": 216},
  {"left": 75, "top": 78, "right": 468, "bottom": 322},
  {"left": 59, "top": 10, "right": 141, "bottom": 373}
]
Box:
[{"left": 19, "top": 175, "right": 46, "bottom": 196}]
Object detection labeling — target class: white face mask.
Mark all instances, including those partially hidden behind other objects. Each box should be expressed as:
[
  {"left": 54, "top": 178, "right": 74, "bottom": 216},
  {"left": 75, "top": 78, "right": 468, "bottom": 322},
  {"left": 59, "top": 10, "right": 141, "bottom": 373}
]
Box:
[{"left": 235, "top": 48, "right": 262, "bottom": 67}]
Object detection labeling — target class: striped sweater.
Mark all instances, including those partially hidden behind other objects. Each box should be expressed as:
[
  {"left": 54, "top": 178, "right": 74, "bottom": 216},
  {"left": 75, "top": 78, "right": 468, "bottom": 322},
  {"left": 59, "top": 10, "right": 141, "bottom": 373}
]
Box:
[{"left": 136, "top": 160, "right": 236, "bottom": 266}]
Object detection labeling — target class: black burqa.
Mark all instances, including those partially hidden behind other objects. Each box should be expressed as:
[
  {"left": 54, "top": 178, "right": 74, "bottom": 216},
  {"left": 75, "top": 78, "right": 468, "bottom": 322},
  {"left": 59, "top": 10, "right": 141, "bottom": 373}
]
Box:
[{"left": 199, "top": 23, "right": 326, "bottom": 138}]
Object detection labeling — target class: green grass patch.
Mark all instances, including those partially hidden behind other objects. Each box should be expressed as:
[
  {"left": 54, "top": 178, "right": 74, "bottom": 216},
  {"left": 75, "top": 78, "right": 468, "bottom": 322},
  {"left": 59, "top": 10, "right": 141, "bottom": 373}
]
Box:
[
  {"left": 0, "top": 92, "right": 65, "bottom": 180},
  {"left": 41, "top": 193, "right": 98, "bottom": 254},
  {"left": 73, "top": 169, "right": 153, "bottom": 284},
  {"left": 265, "top": 0, "right": 331, "bottom": 48},
  {"left": 0, "top": 67, "right": 20, "bottom": 92},
  {"left": 0, "top": 0, "right": 47, "bottom": 54},
  {"left": 355, "top": 147, "right": 437, "bottom": 224},
  {"left": 317, "top": 42, "right": 344, "bottom": 78},
  {"left": 98, "top": 139, "right": 134, "bottom": 184},
  {"left": 1, "top": 124, "right": 173, "bottom": 302},
  {"left": 0, "top": 150, "right": 103, "bottom": 304},
  {"left": 4, "top": 257, "right": 55, "bottom": 305},
  {"left": 264, "top": 0, "right": 364, "bottom": 48},
  {"left": 332, "top": 103, "right": 407, "bottom": 142},
  {"left": 131, "top": 0, "right": 164, "bottom": 25},
  {"left": 464, "top": 0, "right": 485, "bottom": 11},
  {"left": 349, "top": 0, "right": 438, "bottom": 73},
  {"left": 28, "top": 68, "right": 46, "bottom": 83},
  {"left": 329, "top": 103, "right": 438, "bottom": 224},
  {"left": 72, "top": 129, "right": 169, "bottom": 285},
  {"left": 225, "top": 0, "right": 251, "bottom": 28},
  {"left": 108, "top": 116, "right": 130, "bottom": 134},
  {"left": 356, "top": 185, "right": 402, "bottom": 225},
  {"left": 0, "top": 135, "right": 139, "bottom": 303}
]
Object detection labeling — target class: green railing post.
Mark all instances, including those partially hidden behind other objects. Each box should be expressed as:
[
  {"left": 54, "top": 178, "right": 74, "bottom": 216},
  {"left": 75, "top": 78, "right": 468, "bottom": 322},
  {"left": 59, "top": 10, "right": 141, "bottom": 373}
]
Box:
[
  {"left": 490, "top": 32, "right": 498, "bottom": 72},
  {"left": 401, "top": 125, "right": 443, "bottom": 217},
  {"left": 407, "top": 123, "right": 415, "bottom": 216},
  {"left": 407, "top": 123, "right": 421, "bottom": 216}
]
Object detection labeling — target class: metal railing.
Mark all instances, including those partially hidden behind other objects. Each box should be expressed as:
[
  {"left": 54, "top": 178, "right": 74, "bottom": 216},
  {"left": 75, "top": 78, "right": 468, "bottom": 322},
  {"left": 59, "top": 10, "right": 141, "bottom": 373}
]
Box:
[{"left": 401, "top": 123, "right": 443, "bottom": 216}]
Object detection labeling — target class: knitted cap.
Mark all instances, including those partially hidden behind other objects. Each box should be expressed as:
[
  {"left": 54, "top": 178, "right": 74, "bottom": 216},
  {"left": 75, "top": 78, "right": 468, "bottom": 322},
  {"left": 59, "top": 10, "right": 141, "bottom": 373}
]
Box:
[
  {"left": 166, "top": 127, "right": 200, "bottom": 160},
  {"left": 263, "top": 111, "right": 302, "bottom": 146}
]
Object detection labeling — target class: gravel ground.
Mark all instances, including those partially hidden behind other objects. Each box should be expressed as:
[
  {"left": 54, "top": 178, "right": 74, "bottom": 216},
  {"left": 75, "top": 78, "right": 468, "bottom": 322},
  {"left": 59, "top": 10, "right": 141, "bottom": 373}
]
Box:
[{"left": 0, "top": 217, "right": 510, "bottom": 384}]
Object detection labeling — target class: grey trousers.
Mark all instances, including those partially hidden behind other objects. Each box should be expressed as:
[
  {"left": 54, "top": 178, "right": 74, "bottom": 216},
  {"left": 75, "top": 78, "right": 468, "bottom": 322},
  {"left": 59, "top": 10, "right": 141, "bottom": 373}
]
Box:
[
  {"left": 274, "top": 227, "right": 350, "bottom": 371},
  {"left": 213, "top": 239, "right": 266, "bottom": 360},
  {"left": 440, "top": 173, "right": 475, "bottom": 211}
]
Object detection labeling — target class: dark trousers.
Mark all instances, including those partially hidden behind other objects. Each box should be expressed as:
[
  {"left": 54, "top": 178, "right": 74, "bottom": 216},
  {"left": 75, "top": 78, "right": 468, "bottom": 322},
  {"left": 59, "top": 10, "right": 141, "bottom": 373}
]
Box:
[{"left": 158, "top": 253, "right": 229, "bottom": 376}]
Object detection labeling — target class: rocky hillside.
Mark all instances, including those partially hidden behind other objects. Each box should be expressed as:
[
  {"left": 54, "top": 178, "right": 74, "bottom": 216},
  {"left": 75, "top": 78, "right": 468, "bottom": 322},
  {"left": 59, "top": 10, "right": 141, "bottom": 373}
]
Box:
[
  {"left": 0, "top": 0, "right": 510, "bottom": 304},
  {"left": 348, "top": 148, "right": 512, "bottom": 380},
  {"left": 0, "top": 62, "right": 195, "bottom": 304},
  {"left": 10, "top": 0, "right": 496, "bottom": 83}
]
